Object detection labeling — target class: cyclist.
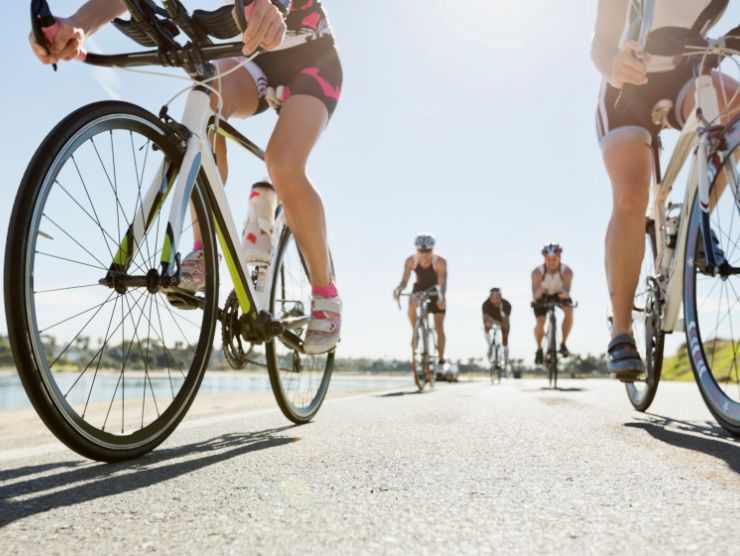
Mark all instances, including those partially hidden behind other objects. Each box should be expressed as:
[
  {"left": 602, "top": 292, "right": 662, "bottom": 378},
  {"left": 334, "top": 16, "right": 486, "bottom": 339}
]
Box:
[
  {"left": 393, "top": 235, "right": 449, "bottom": 368},
  {"left": 482, "top": 287, "right": 511, "bottom": 367},
  {"left": 30, "top": 0, "right": 343, "bottom": 355},
  {"left": 531, "top": 244, "right": 573, "bottom": 365},
  {"left": 592, "top": 0, "right": 737, "bottom": 379}
]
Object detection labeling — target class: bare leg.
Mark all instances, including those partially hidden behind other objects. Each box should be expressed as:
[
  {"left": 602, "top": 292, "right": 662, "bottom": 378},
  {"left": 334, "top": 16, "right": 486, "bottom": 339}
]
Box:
[
  {"left": 561, "top": 306, "right": 573, "bottom": 344},
  {"left": 534, "top": 316, "right": 546, "bottom": 348},
  {"left": 603, "top": 142, "right": 652, "bottom": 337},
  {"left": 434, "top": 313, "right": 446, "bottom": 361},
  {"left": 266, "top": 95, "right": 331, "bottom": 288}
]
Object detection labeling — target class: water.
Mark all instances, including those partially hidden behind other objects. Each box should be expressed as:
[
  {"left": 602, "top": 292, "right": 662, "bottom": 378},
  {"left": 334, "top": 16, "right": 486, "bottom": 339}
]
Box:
[{"left": 0, "top": 371, "right": 407, "bottom": 411}]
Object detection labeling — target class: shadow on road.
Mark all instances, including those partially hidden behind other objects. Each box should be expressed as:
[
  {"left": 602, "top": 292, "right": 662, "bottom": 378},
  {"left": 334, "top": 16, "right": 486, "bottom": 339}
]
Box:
[
  {"left": 376, "top": 390, "right": 422, "bottom": 398},
  {"left": 625, "top": 414, "right": 739, "bottom": 474},
  {"left": 0, "top": 426, "right": 297, "bottom": 528}
]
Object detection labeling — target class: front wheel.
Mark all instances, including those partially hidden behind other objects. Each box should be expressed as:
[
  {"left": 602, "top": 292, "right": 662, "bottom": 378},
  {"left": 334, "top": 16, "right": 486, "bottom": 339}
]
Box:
[
  {"left": 4, "top": 102, "right": 220, "bottom": 461},
  {"left": 266, "top": 227, "right": 334, "bottom": 424},
  {"left": 683, "top": 141, "right": 740, "bottom": 436}
]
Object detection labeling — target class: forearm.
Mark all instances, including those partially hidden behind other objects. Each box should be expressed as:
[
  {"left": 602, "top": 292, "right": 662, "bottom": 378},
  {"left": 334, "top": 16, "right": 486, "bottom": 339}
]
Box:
[
  {"left": 591, "top": 0, "right": 625, "bottom": 79},
  {"left": 71, "top": 0, "right": 128, "bottom": 35}
]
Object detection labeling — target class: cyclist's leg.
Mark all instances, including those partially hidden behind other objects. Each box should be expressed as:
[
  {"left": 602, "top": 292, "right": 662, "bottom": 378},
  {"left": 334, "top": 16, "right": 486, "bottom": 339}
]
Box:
[
  {"left": 433, "top": 312, "right": 446, "bottom": 362},
  {"left": 603, "top": 142, "right": 652, "bottom": 337},
  {"left": 408, "top": 296, "right": 419, "bottom": 348},
  {"left": 182, "top": 60, "right": 261, "bottom": 290},
  {"left": 561, "top": 304, "right": 573, "bottom": 344},
  {"left": 534, "top": 314, "right": 545, "bottom": 348}
]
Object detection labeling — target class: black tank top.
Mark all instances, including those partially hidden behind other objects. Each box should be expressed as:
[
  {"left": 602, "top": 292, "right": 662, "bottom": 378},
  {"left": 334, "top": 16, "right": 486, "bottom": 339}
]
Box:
[{"left": 413, "top": 259, "right": 438, "bottom": 292}]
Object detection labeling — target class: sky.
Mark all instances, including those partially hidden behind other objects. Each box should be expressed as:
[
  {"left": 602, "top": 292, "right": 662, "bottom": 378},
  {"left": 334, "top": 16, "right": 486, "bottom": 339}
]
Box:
[{"left": 1, "top": 1, "right": 738, "bottom": 363}]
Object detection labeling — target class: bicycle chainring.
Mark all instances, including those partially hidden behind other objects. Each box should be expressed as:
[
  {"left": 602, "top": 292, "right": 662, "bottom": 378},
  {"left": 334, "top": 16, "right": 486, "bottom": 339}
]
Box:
[{"left": 221, "top": 290, "right": 253, "bottom": 370}]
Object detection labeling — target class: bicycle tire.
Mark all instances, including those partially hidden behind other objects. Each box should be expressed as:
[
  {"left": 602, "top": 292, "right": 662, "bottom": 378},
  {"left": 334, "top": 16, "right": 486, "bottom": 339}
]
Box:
[
  {"left": 266, "top": 227, "right": 334, "bottom": 423},
  {"left": 4, "top": 101, "right": 219, "bottom": 461},
  {"left": 683, "top": 140, "right": 740, "bottom": 436},
  {"left": 626, "top": 219, "right": 664, "bottom": 411},
  {"left": 547, "top": 312, "right": 558, "bottom": 388}
]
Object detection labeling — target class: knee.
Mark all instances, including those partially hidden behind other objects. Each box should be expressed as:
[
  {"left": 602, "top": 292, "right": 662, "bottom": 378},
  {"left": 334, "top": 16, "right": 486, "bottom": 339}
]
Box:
[
  {"left": 265, "top": 146, "right": 307, "bottom": 192},
  {"left": 612, "top": 188, "right": 648, "bottom": 217}
]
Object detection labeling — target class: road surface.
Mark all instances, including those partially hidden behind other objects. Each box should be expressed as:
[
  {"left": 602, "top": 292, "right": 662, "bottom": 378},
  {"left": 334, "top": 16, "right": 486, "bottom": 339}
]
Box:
[{"left": 1, "top": 378, "right": 738, "bottom": 555}]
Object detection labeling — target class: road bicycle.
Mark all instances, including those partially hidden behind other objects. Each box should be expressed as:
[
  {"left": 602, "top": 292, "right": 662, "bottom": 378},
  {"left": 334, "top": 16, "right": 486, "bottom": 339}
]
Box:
[
  {"left": 5, "top": 0, "right": 335, "bottom": 462},
  {"left": 625, "top": 25, "right": 740, "bottom": 436},
  {"left": 533, "top": 296, "right": 575, "bottom": 390},
  {"left": 485, "top": 324, "right": 505, "bottom": 384},
  {"left": 397, "top": 288, "right": 439, "bottom": 392}
]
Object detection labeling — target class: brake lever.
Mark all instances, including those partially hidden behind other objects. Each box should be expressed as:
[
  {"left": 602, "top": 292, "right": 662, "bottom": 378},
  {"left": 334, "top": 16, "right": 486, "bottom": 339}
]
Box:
[{"left": 31, "top": 0, "right": 57, "bottom": 71}]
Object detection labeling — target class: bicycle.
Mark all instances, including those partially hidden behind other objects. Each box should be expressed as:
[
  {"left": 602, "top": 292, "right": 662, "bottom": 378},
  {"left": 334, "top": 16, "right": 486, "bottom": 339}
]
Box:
[
  {"left": 5, "top": 0, "right": 335, "bottom": 462},
  {"left": 533, "top": 295, "right": 575, "bottom": 390},
  {"left": 623, "top": 24, "right": 740, "bottom": 437},
  {"left": 397, "top": 288, "right": 439, "bottom": 392},
  {"left": 485, "top": 324, "right": 505, "bottom": 384}
]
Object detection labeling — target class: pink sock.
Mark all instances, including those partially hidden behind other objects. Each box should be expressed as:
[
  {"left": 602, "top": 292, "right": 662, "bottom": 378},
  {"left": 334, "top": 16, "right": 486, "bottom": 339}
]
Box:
[
  {"left": 193, "top": 240, "right": 203, "bottom": 251},
  {"left": 313, "top": 282, "right": 338, "bottom": 298}
]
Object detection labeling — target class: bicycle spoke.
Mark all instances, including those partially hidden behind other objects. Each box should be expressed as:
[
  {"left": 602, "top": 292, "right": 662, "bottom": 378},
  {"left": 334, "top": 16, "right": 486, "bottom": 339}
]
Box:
[
  {"left": 35, "top": 283, "right": 100, "bottom": 295},
  {"left": 40, "top": 293, "right": 119, "bottom": 335},
  {"left": 36, "top": 250, "right": 107, "bottom": 272},
  {"left": 42, "top": 213, "right": 109, "bottom": 270}
]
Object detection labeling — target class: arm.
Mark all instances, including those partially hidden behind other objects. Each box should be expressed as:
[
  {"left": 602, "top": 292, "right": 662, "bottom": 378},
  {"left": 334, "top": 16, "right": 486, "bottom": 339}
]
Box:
[
  {"left": 591, "top": 0, "right": 647, "bottom": 88},
  {"left": 436, "top": 258, "right": 448, "bottom": 298},
  {"left": 394, "top": 257, "right": 413, "bottom": 297},
  {"left": 560, "top": 267, "right": 574, "bottom": 300},
  {"left": 72, "top": 0, "right": 128, "bottom": 35},
  {"left": 531, "top": 269, "right": 544, "bottom": 301}
]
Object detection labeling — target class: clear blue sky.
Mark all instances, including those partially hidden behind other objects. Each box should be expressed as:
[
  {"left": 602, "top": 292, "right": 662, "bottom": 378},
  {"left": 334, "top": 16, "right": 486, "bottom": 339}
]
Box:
[{"left": 1, "top": 1, "right": 738, "bottom": 362}]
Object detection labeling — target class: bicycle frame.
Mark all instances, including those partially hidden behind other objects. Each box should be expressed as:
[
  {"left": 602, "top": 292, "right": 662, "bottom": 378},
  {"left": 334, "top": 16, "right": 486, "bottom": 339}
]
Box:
[
  {"left": 109, "top": 87, "right": 281, "bottom": 317},
  {"left": 649, "top": 74, "right": 726, "bottom": 333}
]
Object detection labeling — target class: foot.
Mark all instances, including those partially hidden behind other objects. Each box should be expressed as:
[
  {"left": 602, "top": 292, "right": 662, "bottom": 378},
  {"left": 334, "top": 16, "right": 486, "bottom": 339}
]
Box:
[
  {"left": 535, "top": 348, "right": 543, "bottom": 365},
  {"left": 303, "top": 290, "right": 342, "bottom": 355},
  {"left": 608, "top": 334, "right": 645, "bottom": 382},
  {"left": 559, "top": 343, "right": 570, "bottom": 358},
  {"left": 178, "top": 249, "right": 205, "bottom": 292}
]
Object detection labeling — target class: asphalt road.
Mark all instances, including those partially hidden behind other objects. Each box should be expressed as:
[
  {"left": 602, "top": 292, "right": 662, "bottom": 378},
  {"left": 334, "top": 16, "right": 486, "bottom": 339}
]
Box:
[{"left": 1, "top": 377, "right": 738, "bottom": 555}]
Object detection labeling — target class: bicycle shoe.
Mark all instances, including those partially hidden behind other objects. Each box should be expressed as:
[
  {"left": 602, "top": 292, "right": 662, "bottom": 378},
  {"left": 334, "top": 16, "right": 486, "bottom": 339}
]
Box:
[
  {"left": 559, "top": 343, "right": 570, "bottom": 358},
  {"left": 303, "top": 291, "right": 342, "bottom": 355},
  {"left": 608, "top": 334, "right": 645, "bottom": 382},
  {"left": 535, "top": 348, "right": 544, "bottom": 365}
]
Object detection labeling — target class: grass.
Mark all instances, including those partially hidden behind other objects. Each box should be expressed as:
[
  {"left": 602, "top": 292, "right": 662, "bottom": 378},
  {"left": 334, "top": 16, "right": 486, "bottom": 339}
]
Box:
[{"left": 661, "top": 339, "right": 739, "bottom": 382}]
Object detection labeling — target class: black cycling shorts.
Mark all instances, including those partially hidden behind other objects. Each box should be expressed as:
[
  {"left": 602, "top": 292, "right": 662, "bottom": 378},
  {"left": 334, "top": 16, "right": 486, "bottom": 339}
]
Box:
[
  {"left": 595, "top": 62, "right": 696, "bottom": 149},
  {"left": 246, "top": 37, "right": 343, "bottom": 118}
]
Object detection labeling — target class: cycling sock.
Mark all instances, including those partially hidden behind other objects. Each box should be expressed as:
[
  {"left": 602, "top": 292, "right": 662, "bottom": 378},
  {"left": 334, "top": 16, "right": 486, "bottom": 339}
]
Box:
[
  {"left": 312, "top": 281, "right": 338, "bottom": 298},
  {"left": 193, "top": 239, "right": 203, "bottom": 251}
]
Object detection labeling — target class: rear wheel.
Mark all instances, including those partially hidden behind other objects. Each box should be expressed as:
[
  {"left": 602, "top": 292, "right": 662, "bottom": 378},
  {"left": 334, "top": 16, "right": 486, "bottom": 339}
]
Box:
[
  {"left": 4, "top": 102, "right": 219, "bottom": 461},
  {"left": 683, "top": 140, "right": 740, "bottom": 436},
  {"left": 627, "top": 219, "right": 664, "bottom": 411},
  {"left": 266, "top": 227, "right": 334, "bottom": 424}
]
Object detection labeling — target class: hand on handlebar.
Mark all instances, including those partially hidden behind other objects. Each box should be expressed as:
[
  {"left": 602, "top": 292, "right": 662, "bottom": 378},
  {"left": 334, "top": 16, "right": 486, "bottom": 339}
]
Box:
[
  {"left": 30, "top": 17, "right": 86, "bottom": 67},
  {"left": 241, "top": 0, "right": 287, "bottom": 55},
  {"left": 608, "top": 41, "right": 648, "bottom": 89}
]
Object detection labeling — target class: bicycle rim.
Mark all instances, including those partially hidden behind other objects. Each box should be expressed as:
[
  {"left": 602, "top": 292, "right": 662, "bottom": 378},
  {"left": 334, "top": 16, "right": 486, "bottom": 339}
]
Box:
[
  {"left": 627, "top": 219, "right": 663, "bottom": 411},
  {"left": 683, "top": 141, "right": 740, "bottom": 435},
  {"left": 4, "top": 102, "right": 219, "bottom": 461},
  {"left": 267, "top": 228, "right": 334, "bottom": 423}
]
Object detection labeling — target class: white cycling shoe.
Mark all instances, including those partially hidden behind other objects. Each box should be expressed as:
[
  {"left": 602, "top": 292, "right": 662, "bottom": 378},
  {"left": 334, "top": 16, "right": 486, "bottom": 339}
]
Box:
[{"left": 303, "top": 293, "right": 342, "bottom": 355}]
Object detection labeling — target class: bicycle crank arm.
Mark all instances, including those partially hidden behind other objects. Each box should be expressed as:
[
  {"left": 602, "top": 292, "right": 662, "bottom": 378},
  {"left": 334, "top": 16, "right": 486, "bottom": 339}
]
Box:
[{"left": 280, "top": 316, "right": 311, "bottom": 331}]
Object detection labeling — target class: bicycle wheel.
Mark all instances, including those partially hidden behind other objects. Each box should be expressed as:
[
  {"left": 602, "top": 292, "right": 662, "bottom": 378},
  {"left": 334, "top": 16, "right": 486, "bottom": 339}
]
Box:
[
  {"left": 683, "top": 140, "right": 740, "bottom": 436},
  {"left": 627, "top": 219, "right": 664, "bottom": 411},
  {"left": 266, "top": 227, "right": 334, "bottom": 423},
  {"left": 4, "top": 101, "right": 219, "bottom": 461},
  {"left": 412, "top": 320, "right": 428, "bottom": 391},
  {"left": 547, "top": 314, "right": 558, "bottom": 388}
]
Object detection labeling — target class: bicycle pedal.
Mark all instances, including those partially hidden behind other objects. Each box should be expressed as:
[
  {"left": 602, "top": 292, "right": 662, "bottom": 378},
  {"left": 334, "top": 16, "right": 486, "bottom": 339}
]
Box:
[{"left": 165, "top": 289, "right": 201, "bottom": 310}]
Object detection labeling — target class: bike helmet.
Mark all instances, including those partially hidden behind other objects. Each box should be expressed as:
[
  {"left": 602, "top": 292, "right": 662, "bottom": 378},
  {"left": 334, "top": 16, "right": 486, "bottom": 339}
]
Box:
[
  {"left": 541, "top": 243, "right": 562, "bottom": 256},
  {"left": 415, "top": 234, "right": 436, "bottom": 251}
]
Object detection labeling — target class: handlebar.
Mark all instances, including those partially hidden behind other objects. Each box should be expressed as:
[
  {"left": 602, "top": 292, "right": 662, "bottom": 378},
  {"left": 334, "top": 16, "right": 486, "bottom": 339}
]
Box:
[
  {"left": 394, "top": 286, "right": 441, "bottom": 310},
  {"left": 30, "top": 0, "right": 261, "bottom": 74},
  {"left": 531, "top": 296, "right": 578, "bottom": 310},
  {"left": 644, "top": 25, "right": 740, "bottom": 74}
]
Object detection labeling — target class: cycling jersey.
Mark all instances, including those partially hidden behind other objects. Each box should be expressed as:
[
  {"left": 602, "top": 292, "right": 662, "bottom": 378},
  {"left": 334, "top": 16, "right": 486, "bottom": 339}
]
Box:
[
  {"left": 593, "top": 0, "right": 728, "bottom": 148},
  {"left": 412, "top": 255, "right": 445, "bottom": 314},
  {"left": 482, "top": 299, "right": 512, "bottom": 322},
  {"left": 244, "top": 0, "right": 341, "bottom": 117}
]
